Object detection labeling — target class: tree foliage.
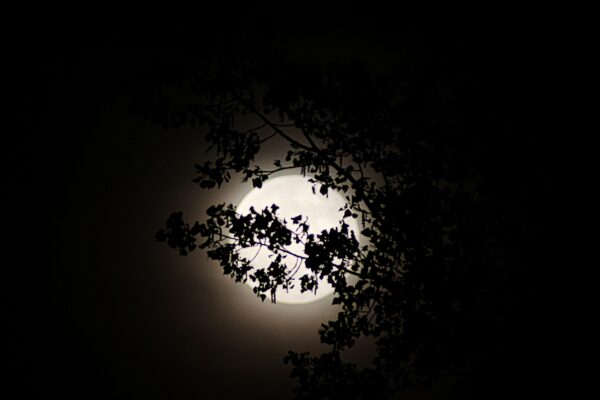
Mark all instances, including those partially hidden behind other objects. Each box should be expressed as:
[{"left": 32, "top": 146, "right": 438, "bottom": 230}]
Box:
[{"left": 136, "top": 51, "right": 525, "bottom": 399}]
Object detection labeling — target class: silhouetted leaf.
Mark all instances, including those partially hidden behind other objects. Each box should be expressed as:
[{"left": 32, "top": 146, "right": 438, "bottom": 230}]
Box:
[{"left": 147, "top": 52, "right": 534, "bottom": 399}]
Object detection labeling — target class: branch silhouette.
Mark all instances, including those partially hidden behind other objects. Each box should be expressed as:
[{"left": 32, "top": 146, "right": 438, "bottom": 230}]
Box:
[{"left": 135, "top": 51, "right": 529, "bottom": 399}]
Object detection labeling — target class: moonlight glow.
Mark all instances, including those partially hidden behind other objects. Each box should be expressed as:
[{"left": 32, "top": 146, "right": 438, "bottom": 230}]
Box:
[{"left": 236, "top": 175, "right": 360, "bottom": 304}]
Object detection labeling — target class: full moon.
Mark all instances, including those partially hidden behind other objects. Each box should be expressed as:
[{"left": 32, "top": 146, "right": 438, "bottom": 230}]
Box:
[{"left": 236, "top": 175, "right": 360, "bottom": 304}]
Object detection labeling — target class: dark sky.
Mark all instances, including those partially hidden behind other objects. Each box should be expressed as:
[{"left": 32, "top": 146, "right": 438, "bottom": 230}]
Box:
[{"left": 8, "top": 13, "right": 567, "bottom": 399}]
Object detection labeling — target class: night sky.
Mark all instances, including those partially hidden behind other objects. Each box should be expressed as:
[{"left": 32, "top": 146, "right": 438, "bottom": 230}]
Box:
[{"left": 8, "top": 12, "right": 569, "bottom": 399}]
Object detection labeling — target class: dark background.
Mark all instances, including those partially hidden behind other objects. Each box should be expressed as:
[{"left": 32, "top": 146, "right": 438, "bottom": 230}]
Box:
[{"left": 7, "top": 11, "right": 571, "bottom": 399}]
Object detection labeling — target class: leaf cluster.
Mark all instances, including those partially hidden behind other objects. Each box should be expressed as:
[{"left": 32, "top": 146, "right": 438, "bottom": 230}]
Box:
[{"left": 142, "top": 54, "right": 522, "bottom": 398}]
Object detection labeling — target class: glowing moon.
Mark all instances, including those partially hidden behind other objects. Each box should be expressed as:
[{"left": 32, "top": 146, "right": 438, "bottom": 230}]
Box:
[{"left": 236, "top": 175, "right": 360, "bottom": 304}]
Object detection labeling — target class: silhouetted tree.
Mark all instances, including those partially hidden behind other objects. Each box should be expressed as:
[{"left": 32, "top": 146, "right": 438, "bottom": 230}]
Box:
[{"left": 133, "top": 48, "right": 532, "bottom": 399}]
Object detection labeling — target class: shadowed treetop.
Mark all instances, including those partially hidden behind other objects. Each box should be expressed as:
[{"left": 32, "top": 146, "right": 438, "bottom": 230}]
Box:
[{"left": 132, "top": 37, "right": 552, "bottom": 399}]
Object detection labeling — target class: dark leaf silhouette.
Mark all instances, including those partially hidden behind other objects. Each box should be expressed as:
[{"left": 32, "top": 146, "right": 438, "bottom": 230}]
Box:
[{"left": 134, "top": 46, "right": 543, "bottom": 399}]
